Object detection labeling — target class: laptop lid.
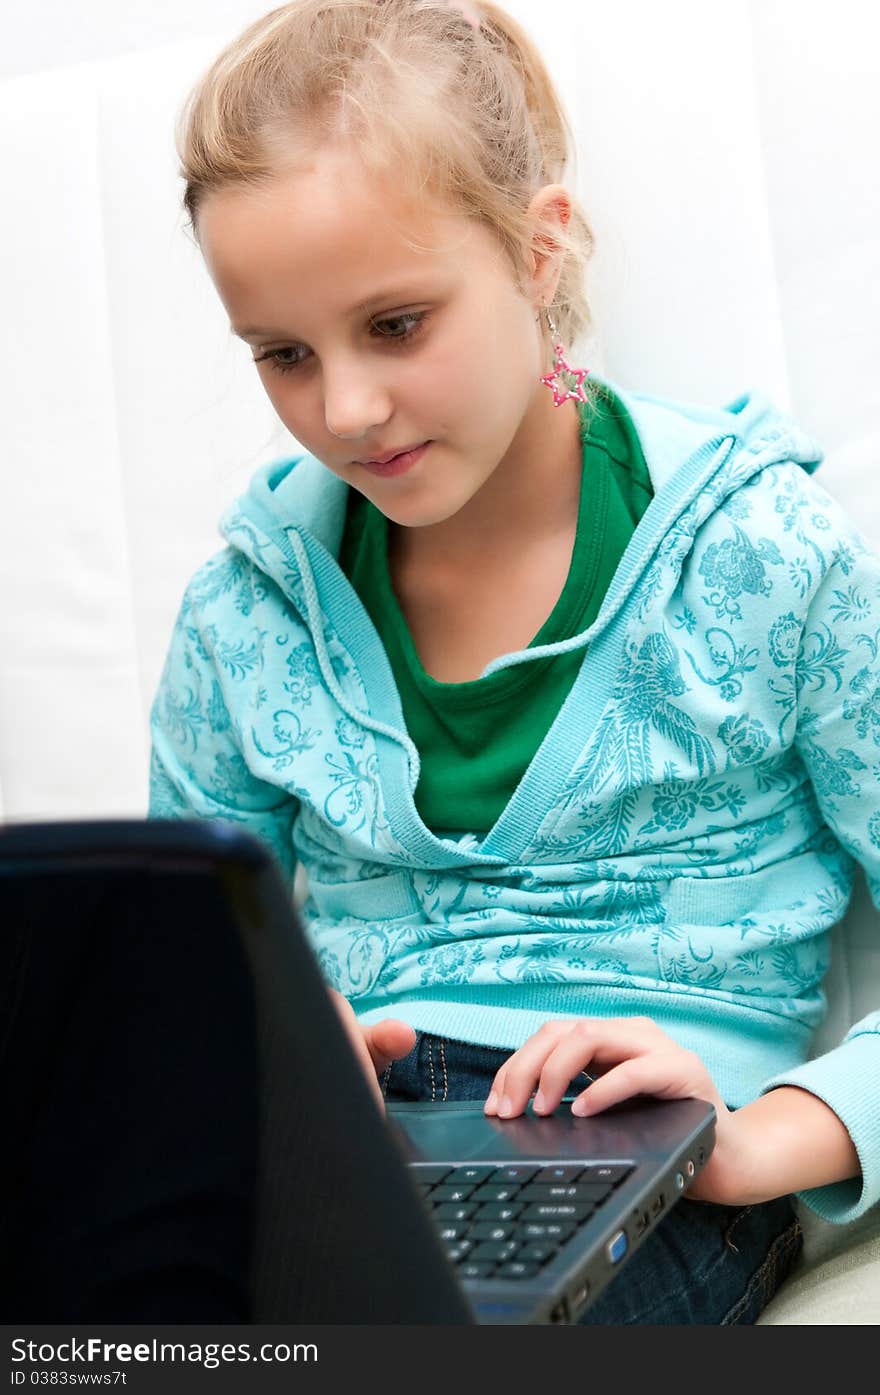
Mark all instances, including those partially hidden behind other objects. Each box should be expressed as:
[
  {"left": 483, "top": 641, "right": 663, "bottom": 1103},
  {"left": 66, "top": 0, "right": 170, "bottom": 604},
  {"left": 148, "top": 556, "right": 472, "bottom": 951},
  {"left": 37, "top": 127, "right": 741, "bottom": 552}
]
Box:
[
  {"left": 0, "top": 819, "right": 715, "bottom": 1325},
  {"left": 0, "top": 817, "right": 471, "bottom": 1324}
]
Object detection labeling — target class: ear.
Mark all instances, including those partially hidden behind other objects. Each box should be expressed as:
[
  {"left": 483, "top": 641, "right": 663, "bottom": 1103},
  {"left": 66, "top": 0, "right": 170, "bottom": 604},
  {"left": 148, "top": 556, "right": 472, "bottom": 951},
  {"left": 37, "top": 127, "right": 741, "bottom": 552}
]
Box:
[{"left": 526, "top": 183, "right": 573, "bottom": 304}]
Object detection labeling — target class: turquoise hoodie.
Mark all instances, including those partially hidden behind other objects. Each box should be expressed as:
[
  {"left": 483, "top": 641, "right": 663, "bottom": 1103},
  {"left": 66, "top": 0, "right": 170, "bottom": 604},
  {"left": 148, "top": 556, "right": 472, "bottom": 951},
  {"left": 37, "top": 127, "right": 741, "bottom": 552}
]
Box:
[{"left": 150, "top": 373, "right": 880, "bottom": 1225}]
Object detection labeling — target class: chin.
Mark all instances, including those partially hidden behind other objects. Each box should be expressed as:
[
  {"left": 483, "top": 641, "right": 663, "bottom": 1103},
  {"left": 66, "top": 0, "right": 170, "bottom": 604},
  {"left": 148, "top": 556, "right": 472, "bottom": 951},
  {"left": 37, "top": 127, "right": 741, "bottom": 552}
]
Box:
[{"left": 378, "top": 496, "right": 468, "bottom": 529}]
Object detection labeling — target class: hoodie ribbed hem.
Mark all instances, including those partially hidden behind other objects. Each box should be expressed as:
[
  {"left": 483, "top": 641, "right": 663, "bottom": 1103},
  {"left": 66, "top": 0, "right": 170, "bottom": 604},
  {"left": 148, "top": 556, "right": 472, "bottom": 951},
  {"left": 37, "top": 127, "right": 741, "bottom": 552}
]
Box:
[{"left": 355, "top": 983, "right": 813, "bottom": 1112}]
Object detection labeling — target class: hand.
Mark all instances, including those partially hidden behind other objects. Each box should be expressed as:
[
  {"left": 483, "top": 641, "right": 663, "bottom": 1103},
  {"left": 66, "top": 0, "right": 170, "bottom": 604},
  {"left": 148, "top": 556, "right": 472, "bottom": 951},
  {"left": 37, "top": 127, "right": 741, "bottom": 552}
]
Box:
[
  {"left": 483, "top": 1016, "right": 761, "bottom": 1205},
  {"left": 328, "top": 988, "right": 416, "bottom": 1110}
]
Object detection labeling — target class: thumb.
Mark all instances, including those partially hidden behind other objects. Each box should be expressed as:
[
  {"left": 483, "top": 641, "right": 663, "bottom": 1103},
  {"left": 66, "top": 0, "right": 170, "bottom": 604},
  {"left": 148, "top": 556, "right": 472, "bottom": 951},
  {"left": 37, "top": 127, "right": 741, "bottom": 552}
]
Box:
[{"left": 364, "top": 1019, "right": 416, "bottom": 1074}]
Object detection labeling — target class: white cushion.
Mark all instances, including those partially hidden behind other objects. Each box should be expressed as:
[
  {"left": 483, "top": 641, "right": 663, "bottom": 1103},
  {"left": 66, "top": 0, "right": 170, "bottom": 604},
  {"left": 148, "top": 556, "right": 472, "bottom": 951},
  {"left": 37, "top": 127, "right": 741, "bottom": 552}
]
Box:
[{"left": 1, "top": 0, "right": 878, "bottom": 1322}]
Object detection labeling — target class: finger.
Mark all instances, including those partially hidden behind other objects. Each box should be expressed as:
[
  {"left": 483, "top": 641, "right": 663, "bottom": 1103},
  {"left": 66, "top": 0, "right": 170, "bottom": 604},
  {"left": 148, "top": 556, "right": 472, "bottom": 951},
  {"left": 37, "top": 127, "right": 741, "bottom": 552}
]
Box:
[
  {"left": 495, "top": 1016, "right": 668, "bottom": 1117},
  {"left": 327, "top": 993, "right": 408, "bottom": 1111},
  {"left": 485, "top": 1021, "right": 577, "bottom": 1117},
  {"left": 363, "top": 1019, "right": 416, "bottom": 1074},
  {"left": 484, "top": 1016, "right": 671, "bottom": 1117},
  {"left": 570, "top": 1050, "right": 699, "bottom": 1117},
  {"left": 529, "top": 1026, "right": 610, "bottom": 1114},
  {"left": 532, "top": 1018, "right": 673, "bottom": 1113},
  {"left": 485, "top": 1021, "right": 576, "bottom": 1115}
]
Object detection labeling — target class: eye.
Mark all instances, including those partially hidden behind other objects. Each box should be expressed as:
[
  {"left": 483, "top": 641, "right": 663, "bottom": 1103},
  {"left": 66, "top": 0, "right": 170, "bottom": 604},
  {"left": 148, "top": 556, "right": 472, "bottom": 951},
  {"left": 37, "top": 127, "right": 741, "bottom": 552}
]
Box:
[{"left": 252, "top": 310, "right": 429, "bottom": 376}]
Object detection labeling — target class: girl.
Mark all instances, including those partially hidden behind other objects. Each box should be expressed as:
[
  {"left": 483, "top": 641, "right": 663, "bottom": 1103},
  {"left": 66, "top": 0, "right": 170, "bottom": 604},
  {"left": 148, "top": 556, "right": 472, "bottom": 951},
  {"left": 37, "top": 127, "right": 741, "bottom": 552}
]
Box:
[{"left": 150, "top": 0, "right": 878, "bottom": 1323}]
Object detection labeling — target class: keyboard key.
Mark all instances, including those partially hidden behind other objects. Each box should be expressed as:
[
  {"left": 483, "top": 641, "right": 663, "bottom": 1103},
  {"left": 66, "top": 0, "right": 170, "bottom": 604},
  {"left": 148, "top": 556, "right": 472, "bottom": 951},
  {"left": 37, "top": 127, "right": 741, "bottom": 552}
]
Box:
[
  {"left": 568, "top": 1184, "right": 612, "bottom": 1203},
  {"left": 470, "top": 1240, "right": 520, "bottom": 1263},
  {"left": 447, "top": 1165, "right": 497, "bottom": 1184},
  {"left": 410, "top": 1165, "right": 452, "bottom": 1184},
  {"left": 523, "top": 1203, "right": 592, "bottom": 1222},
  {"left": 475, "top": 1202, "right": 524, "bottom": 1222},
  {"left": 579, "top": 1164, "right": 632, "bottom": 1185},
  {"left": 446, "top": 1241, "right": 473, "bottom": 1263},
  {"left": 470, "top": 1222, "right": 516, "bottom": 1242},
  {"left": 471, "top": 1184, "right": 521, "bottom": 1202},
  {"left": 437, "top": 1224, "right": 468, "bottom": 1242},
  {"left": 489, "top": 1165, "right": 540, "bottom": 1185},
  {"left": 523, "top": 1222, "right": 576, "bottom": 1241},
  {"left": 434, "top": 1203, "right": 478, "bottom": 1221},
  {"left": 534, "top": 1165, "right": 587, "bottom": 1183},
  {"left": 431, "top": 1184, "right": 476, "bottom": 1203},
  {"left": 519, "top": 1184, "right": 604, "bottom": 1205},
  {"left": 496, "top": 1262, "right": 540, "bottom": 1280},
  {"left": 519, "top": 1241, "right": 559, "bottom": 1264},
  {"left": 459, "top": 1262, "right": 496, "bottom": 1279}
]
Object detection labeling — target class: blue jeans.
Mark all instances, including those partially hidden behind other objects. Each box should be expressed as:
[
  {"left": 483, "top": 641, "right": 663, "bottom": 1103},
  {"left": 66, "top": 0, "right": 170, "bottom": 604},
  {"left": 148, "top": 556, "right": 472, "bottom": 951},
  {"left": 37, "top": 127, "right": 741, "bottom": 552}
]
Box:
[{"left": 382, "top": 1031, "right": 803, "bottom": 1325}]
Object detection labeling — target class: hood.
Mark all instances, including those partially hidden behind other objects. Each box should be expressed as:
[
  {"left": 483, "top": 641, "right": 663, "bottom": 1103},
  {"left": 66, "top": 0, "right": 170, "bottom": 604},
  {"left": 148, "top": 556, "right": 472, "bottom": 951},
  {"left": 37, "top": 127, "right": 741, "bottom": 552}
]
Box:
[{"left": 216, "top": 373, "right": 824, "bottom": 782}]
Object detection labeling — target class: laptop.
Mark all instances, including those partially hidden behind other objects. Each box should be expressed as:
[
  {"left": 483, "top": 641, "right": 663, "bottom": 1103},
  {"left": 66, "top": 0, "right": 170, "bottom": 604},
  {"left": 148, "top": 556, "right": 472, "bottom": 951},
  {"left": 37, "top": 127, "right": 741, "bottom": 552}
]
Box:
[{"left": 0, "top": 818, "right": 715, "bottom": 1325}]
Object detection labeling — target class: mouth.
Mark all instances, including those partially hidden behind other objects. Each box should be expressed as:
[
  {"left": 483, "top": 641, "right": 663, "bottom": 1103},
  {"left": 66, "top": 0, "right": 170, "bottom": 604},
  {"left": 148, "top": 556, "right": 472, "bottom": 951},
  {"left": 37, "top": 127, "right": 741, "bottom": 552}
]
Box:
[{"left": 355, "top": 441, "right": 431, "bottom": 477}]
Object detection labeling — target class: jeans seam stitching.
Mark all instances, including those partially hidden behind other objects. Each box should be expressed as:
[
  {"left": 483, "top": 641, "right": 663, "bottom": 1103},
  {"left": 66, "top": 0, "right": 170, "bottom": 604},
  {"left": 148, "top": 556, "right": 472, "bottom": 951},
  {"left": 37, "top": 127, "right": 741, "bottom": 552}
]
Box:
[
  {"left": 440, "top": 1039, "right": 449, "bottom": 1101},
  {"left": 720, "top": 1219, "right": 802, "bottom": 1325},
  {"left": 724, "top": 1203, "right": 754, "bottom": 1251},
  {"left": 614, "top": 1210, "right": 800, "bottom": 1325},
  {"left": 428, "top": 1036, "right": 437, "bottom": 1102}
]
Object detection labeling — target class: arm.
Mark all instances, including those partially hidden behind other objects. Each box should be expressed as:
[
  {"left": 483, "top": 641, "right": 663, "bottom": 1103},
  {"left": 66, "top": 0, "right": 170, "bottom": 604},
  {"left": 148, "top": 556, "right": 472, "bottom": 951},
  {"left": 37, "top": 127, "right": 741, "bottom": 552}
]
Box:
[
  {"left": 149, "top": 563, "right": 299, "bottom": 888},
  {"left": 752, "top": 491, "right": 880, "bottom": 1221},
  {"left": 487, "top": 479, "right": 880, "bottom": 1218},
  {"left": 152, "top": 564, "right": 416, "bottom": 1103},
  {"left": 722, "top": 1086, "right": 860, "bottom": 1204}
]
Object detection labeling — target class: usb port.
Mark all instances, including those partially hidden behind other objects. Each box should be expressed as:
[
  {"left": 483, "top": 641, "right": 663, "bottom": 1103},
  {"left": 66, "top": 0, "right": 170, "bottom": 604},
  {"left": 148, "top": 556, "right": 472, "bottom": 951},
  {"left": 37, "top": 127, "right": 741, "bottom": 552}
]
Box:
[
  {"left": 632, "top": 1209, "right": 647, "bottom": 1236},
  {"left": 650, "top": 1193, "right": 665, "bottom": 1218}
]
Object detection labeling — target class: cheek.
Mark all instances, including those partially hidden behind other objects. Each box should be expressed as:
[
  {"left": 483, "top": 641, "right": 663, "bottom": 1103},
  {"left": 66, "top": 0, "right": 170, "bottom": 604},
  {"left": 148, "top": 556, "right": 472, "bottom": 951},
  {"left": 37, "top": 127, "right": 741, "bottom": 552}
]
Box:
[
  {"left": 444, "top": 335, "right": 532, "bottom": 441},
  {"left": 254, "top": 365, "right": 287, "bottom": 409},
  {"left": 418, "top": 339, "right": 500, "bottom": 433},
  {"left": 256, "top": 369, "right": 318, "bottom": 435}
]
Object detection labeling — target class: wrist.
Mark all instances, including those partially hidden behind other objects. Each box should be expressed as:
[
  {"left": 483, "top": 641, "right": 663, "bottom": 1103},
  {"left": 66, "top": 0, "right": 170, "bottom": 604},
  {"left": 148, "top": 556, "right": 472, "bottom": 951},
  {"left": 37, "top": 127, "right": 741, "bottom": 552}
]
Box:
[{"left": 726, "top": 1086, "right": 860, "bottom": 1203}]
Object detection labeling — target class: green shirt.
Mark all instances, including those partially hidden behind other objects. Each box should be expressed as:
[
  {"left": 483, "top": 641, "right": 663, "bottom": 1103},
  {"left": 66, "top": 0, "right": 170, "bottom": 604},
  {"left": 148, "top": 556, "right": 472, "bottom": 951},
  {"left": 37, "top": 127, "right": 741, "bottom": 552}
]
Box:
[{"left": 338, "top": 383, "right": 653, "bottom": 833}]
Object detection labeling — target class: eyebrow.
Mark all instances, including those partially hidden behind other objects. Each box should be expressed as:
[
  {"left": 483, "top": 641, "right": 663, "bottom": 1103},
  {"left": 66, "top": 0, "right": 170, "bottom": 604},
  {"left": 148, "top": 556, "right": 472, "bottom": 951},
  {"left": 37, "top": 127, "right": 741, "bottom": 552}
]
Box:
[{"left": 230, "top": 284, "right": 433, "bottom": 341}]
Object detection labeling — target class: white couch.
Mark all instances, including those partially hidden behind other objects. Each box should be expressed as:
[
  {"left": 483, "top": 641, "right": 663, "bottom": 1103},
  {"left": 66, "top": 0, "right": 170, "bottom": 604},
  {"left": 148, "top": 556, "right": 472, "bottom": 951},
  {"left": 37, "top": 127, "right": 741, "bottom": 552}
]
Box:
[{"left": 1, "top": 1, "right": 878, "bottom": 1322}]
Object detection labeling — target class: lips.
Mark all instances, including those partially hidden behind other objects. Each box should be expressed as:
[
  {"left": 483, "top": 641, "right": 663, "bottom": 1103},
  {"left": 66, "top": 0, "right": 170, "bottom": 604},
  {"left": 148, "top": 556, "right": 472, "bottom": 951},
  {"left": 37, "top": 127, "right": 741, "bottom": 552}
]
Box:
[
  {"left": 357, "top": 441, "right": 427, "bottom": 465},
  {"left": 355, "top": 441, "right": 432, "bottom": 478}
]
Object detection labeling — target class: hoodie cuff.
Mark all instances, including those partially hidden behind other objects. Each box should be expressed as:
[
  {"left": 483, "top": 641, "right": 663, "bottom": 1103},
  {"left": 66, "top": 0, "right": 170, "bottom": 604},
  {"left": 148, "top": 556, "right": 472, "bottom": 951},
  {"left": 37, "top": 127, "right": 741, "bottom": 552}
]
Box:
[{"left": 759, "top": 1031, "right": 880, "bottom": 1224}]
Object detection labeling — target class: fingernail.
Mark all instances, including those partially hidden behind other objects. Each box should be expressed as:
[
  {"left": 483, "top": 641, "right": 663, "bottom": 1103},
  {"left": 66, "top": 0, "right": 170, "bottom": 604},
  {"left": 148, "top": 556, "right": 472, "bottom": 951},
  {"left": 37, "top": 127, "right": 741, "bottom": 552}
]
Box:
[
  {"left": 499, "top": 1095, "right": 514, "bottom": 1117},
  {"left": 534, "top": 1090, "right": 546, "bottom": 1113},
  {"left": 485, "top": 1091, "right": 498, "bottom": 1114},
  {"left": 571, "top": 1099, "right": 590, "bottom": 1117}
]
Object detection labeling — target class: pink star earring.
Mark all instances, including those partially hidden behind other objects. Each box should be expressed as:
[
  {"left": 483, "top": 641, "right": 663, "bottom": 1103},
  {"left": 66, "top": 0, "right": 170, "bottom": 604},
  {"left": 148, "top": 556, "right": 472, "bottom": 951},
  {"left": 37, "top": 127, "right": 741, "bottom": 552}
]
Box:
[{"left": 539, "top": 307, "right": 591, "bottom": 406}]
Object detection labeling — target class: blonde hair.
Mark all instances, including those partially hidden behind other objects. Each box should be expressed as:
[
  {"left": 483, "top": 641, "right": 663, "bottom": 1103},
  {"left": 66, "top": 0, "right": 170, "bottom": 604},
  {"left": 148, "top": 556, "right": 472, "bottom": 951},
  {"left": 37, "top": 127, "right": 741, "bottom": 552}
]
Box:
[{"left": 176, "top": 0, "right": 598, "bottom": 394}]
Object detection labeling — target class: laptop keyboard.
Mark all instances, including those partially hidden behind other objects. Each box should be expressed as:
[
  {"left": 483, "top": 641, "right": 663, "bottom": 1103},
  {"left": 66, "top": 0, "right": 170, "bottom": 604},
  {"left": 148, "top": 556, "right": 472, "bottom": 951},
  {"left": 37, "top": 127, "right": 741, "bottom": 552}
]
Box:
[{"left": 412, "top": 1161, "right": 633, "bottom": 1280}]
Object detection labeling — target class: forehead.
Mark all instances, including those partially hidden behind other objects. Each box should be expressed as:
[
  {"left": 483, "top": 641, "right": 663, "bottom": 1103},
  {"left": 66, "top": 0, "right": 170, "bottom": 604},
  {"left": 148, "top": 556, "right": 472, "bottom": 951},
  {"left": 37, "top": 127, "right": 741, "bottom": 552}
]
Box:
[{"left": 198, "top": 148, "right": 477, "bottom": 312}]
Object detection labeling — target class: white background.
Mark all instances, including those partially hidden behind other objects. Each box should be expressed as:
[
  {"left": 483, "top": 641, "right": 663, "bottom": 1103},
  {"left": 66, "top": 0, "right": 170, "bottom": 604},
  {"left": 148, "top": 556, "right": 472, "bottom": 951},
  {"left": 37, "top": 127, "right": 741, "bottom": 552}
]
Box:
[{"left": 1, "top": 0, "right": 878, "bottom": 818}]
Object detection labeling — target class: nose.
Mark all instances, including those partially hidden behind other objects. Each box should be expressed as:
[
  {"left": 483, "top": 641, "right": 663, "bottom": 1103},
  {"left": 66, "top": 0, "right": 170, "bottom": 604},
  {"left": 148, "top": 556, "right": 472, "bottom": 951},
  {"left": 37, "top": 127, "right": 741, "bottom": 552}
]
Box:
[{"left": 323, "top": 360, "right": 392, "bottom": 443}]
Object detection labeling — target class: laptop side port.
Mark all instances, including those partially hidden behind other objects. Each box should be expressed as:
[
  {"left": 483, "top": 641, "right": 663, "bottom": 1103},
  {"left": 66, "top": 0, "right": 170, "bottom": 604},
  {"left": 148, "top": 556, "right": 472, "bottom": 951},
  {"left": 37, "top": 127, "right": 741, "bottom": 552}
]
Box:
[
  {"left": 650, "top": 1192, "right": 665, "bottom": 1219},
  {"left": 550, "top": 1297, "right": 570, "bottom": 1323},
  {"left": 569, "top": 1279, "right": 591, "bottom": 1318},
  {"left": 631, "top": 1208, "right": 648, "bottom": 1236}
]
